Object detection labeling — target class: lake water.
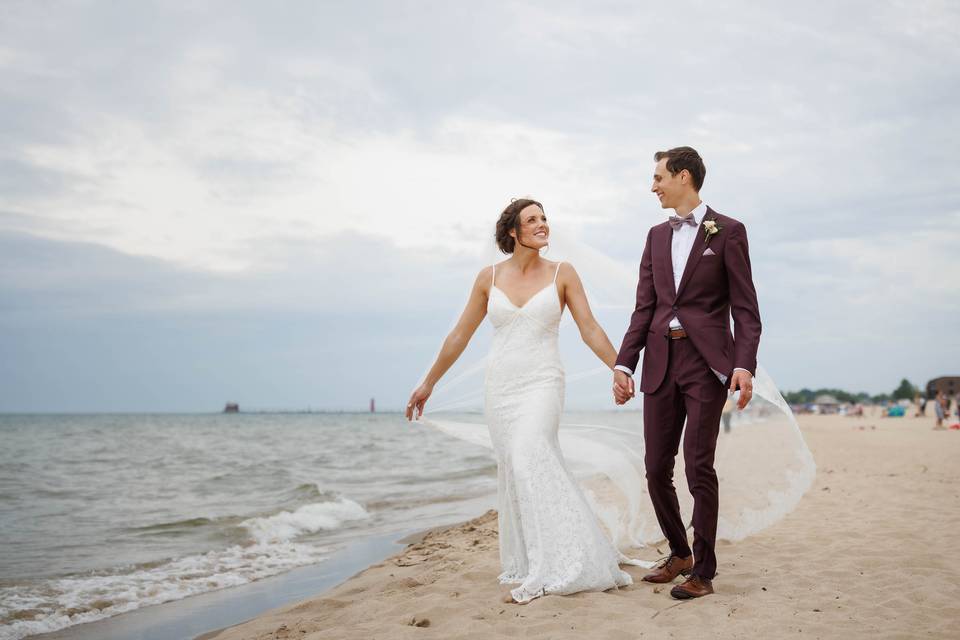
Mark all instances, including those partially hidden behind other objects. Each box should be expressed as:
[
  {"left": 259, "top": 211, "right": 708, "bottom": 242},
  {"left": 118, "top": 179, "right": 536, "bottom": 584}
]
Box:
[{"left": 0, "top": 412, "right": 498, "bottom": 640}]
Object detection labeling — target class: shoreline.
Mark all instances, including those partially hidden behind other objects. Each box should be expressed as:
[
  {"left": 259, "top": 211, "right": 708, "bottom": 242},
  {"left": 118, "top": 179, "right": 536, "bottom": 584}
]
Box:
[
  {"left": 193, "top": 519, "right": 485, "bottom": 640},
  {"left": 29, "top": 521, "right": 469, "bottom": 640},
  {"left": 190, "top": 522, "right": 472, "bottom": 640}
]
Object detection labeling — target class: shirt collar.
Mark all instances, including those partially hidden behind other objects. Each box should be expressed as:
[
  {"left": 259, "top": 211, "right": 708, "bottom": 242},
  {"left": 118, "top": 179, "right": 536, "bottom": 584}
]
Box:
[
  {"left": 690, "top": 201, "right": 707, "bottom": 225},
  {"left": 673, "top": 201, "right": 707, "bottom": 225}
]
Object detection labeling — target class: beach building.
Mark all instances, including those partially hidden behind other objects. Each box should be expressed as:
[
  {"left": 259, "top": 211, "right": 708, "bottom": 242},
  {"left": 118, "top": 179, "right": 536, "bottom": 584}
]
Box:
[
  {"left": 926, "top": 376, "right": 960, "bottom": 398},
  {"left": 813, "top": 394, "right": 840, "bottom": 414}
]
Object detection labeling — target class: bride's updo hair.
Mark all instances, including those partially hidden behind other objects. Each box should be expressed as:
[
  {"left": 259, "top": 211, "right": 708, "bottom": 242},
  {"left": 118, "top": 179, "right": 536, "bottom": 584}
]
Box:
[{"left": 496, "top": 198, "right": 543, "bottom": 254}]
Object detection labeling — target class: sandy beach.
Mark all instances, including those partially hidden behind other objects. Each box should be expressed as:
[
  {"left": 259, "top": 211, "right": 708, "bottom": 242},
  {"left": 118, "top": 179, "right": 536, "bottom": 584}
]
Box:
[{"left": 192, "top": 412, "right": 958, "bottom": 640}]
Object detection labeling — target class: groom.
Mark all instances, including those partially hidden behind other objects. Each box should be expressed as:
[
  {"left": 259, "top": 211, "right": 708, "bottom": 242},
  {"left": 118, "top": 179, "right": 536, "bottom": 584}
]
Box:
[{"left": 612, "top": 146, "right": 761, "bottom": 599}]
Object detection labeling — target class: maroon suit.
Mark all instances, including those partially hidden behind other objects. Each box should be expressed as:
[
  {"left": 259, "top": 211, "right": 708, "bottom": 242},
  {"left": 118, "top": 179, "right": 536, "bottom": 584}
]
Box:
[{"left": 616, "top": 206, "right": 761, "bottom": 580}]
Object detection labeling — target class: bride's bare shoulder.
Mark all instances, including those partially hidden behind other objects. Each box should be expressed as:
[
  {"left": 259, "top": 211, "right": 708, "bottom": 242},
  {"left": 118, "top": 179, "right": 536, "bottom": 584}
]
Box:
[
  {"left": 553, "top": 262, "right": 585, "bottom": 292},
  {"left": 552, "top": 260, "right": 579, "bottom": 276},
  {"left": 473, "top": 265, "right": 495, "bottom": 290},
  {"left": 480, "top": 260, "right": 512, "bottom": 279}
]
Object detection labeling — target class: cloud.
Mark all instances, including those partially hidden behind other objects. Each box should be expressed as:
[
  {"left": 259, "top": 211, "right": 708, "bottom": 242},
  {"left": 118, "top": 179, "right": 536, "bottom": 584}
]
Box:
[
  {"left": 0, "top": 230, "right": 478, "bottom": 412},
  {"left": 0, "top": 229, "right": 486, "bottom": 318}
]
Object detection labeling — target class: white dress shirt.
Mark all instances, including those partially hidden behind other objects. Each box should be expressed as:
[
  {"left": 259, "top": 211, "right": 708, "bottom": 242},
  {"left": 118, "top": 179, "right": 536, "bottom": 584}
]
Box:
[
  {"left": 615, "top": 202, "right": 748, "bottom": 384},
  {"left": 668, "top": 201, "right": 707, "bottom": 329}
]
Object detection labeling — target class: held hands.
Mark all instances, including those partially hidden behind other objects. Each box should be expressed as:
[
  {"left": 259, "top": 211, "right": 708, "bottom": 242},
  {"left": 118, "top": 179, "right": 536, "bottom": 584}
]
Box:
[
  {"left": 729, "top": 370, "right": 753, "bottom": 410},
  {"left": 612, "top": 368, "right": 753, "bottom": 408},
  {"left": 405, "top": 383, "right": 433, "bottom": 421},
  {"left": 613, "top": 370, "right": 635, "bottom": 405}
]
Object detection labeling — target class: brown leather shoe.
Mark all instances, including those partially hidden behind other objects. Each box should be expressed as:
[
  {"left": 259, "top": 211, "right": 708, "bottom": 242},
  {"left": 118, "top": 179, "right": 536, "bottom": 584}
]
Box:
[
  {"left": 670, "top": 575, "right": 714, "bottom": 599},
  {"left": 641, "top": 554, "right": 693, "bottom": 583}
]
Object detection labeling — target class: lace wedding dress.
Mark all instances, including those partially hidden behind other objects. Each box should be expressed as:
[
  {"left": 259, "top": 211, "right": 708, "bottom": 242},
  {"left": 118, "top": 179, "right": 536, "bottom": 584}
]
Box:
[{"left": 484, "top": 261, "right": 642, "bottom": 603}]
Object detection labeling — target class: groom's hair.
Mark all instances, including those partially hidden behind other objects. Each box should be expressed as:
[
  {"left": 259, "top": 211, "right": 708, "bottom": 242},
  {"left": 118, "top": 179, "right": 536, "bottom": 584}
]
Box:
[
  {"left": 496, "top": 198, "right": 544, "bottom": 254},
  {"left": 654, "top": 146, "right": 705, "bottom": 191}
]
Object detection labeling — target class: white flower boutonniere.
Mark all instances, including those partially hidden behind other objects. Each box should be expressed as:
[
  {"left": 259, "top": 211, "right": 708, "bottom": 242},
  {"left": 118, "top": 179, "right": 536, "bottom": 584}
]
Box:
[{"left": 703, "top": 219, "right": 722, "bottom": 245}]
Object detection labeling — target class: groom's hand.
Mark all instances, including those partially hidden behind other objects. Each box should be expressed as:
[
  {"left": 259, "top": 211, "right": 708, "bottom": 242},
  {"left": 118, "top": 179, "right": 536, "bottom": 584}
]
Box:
[
  {"left": 729, "top": 370, "right": 753, "bottom": 410},
  {"left": 613, "top": 370, "right": 634, "bottom": 405}
]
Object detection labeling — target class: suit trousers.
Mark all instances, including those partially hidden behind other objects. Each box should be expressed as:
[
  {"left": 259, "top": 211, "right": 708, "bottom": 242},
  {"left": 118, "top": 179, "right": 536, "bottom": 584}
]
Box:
[{"left": 642, "top": 336, "right": 727, "bottom": 579}]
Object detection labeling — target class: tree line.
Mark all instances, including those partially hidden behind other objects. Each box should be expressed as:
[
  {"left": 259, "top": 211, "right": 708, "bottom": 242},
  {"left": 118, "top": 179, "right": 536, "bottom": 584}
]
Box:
[{"left": 782, "top": 378, "right": 918, "bottom": 405}]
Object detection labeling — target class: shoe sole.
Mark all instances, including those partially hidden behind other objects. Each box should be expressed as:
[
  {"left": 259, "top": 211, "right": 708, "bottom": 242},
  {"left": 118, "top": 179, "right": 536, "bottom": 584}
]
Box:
[
  {"left": 642, "top": 568, "right": 693, "bottom": 584},
  {"left": 670, "top": 583, "right": 713, "bottom": 600}
]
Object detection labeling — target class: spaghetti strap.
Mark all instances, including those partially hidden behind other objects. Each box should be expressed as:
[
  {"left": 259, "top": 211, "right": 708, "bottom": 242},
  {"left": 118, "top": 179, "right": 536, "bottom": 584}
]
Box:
[
  {"left": 491, "top": 263, "right": 496, "bottom": 287},
  {"left": 553, "top": 261, "right": 562, "bottom": 283}
]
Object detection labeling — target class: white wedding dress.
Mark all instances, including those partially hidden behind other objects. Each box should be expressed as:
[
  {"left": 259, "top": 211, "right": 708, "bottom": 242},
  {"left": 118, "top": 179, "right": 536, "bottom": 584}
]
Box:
[{"left": 484, "top": 262, "right": 640, "bottom": 603}]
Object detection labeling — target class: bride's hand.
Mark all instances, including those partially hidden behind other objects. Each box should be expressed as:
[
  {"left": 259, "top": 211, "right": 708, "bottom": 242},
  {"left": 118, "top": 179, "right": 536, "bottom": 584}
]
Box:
[
  {"left": 613, "top": 370, "right": 634, "bottom": 404},
  {"left": 405, "top": 383, "right": 433, "bottom": 421}
]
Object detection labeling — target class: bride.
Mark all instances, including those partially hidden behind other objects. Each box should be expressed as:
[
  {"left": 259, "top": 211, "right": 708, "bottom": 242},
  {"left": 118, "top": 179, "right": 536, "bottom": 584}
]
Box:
[{"left": 405, "top": 198, "right": 643, "bottom": 604}]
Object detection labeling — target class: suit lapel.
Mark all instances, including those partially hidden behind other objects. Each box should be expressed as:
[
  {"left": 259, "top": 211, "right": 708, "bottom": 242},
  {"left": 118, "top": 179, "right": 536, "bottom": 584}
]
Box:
[
  {"left": 675, "top": 208, "right": 712, "bottom": 299},
  {"left": 659, "top": 223, "right": 677, "bottom": 300}
]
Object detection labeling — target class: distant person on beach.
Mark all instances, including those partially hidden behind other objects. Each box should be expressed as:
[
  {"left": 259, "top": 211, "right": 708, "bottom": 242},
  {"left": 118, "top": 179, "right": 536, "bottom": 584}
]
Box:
[{"left": 933, "top": 391, "right": 946, "bottom": 429}]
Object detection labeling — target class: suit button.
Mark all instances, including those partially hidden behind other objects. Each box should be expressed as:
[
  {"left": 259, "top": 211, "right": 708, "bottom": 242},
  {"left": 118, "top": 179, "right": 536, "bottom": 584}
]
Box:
[{"left": 672, "top": 305, "right": 678, "bottom": 311}]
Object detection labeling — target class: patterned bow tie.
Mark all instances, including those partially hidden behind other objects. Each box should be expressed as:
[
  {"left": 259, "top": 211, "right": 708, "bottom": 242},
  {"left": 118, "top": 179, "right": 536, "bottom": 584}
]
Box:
[{"left": 668, "top": 214, "right": 698, "bottom": 231}]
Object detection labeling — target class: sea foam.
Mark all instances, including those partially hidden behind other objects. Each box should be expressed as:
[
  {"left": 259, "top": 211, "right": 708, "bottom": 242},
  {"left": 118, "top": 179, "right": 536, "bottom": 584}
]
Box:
[
  {"left": 0, "top": 498, "right": 370, "bottom": 640},
  {"left": 241, "top": 497, "right": 370, "bottom": 544}
]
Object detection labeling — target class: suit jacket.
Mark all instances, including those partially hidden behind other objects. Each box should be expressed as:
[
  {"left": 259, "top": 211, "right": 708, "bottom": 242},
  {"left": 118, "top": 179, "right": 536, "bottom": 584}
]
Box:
[{"left": 615, "top": 207, "right": 761, "bottom": 395}]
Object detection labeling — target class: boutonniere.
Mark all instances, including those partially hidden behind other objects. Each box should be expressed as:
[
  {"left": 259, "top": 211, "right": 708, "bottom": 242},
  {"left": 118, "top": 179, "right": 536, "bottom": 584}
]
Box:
[{"left": 702, "top": 219, "right": 722, "bottom": 245}]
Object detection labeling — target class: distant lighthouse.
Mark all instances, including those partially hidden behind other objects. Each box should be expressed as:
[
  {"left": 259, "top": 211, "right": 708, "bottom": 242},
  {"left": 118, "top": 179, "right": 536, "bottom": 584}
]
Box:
[{"left": 370, "top": 397, "right": 376, "bottom": 413}]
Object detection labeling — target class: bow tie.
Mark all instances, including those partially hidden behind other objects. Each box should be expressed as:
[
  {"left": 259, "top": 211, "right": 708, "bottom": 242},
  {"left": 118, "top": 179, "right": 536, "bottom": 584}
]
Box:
[{"left": 668, "top": 215, "right": 698, "bottom": 231}]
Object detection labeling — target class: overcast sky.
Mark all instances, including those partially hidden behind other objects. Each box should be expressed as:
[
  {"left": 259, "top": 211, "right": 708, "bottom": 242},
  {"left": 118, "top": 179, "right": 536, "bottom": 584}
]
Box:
[{"left": 1, "top": 1, "right": 958, "bottom": 412}]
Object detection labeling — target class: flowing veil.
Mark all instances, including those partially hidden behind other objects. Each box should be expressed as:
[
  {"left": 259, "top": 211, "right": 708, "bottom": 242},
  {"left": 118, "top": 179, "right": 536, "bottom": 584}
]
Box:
[{"left": 413, "top": 225, "right": 816, "bottom": 556}]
